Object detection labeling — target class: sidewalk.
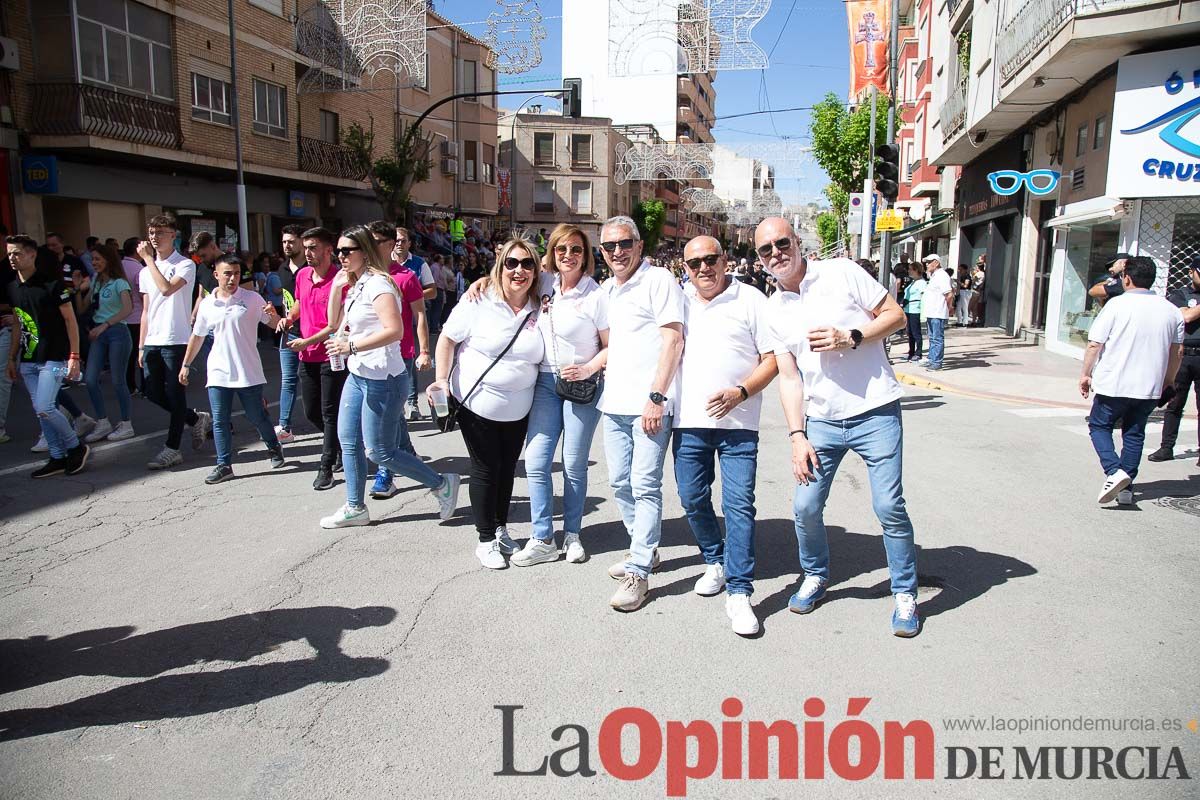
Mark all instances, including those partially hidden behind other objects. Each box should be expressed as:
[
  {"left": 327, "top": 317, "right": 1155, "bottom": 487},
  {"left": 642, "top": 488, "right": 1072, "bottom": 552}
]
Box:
[{"left": 892, "top": 326, "right": 1091, "bottom": 409}]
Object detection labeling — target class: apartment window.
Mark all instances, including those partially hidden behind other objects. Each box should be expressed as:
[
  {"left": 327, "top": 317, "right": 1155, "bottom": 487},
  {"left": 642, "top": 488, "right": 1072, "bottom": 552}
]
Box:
[
  {"left": 571, "top": 181, "right": 593, "bottom": 214},
  {"left": 191, "top": 73, "right": 231, "bottom": 125},
  {"left": 905, "top": 141, "right": 915, "bottom": 177},
  {"left": 253, "top": 79, "right": 288, "bottom": 138},
  {"left": 571, "top": 134, "right": 592, "bottom": 167},
  {"left": 1093, "top": 115, "right": 1107, "bottom": 152},
  {"left": 534, "top": 180, "right": 554, "bottom": 213},
  {"left": 464, "top": 140, "right": 478, "bottom": 182},
  {"left": 534, "top": 132, "right": 554, "bottom": 166},
  {"left": 77, "top": 0, "right": 174, "bottom": 99},
  {"left": 249, "top": 0, "right": 284, "bottom": 15},
  {"left": 319, "top": 110, "right": 339, "bottom": 144},
  {"left": 482, "top": 143, "right": 496, "bottom": 184},
  {"left": 1075, "top": 123, "right": 1088, "bottom": 157},
  {"left": 458, "top": 59, "right": 477, "bottom": 100}
]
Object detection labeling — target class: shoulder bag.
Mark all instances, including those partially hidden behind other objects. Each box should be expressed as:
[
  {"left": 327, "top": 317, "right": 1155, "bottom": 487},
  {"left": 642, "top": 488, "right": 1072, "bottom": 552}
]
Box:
[{"left": 435, "top": 310, "right": 534, "bottom": 433}]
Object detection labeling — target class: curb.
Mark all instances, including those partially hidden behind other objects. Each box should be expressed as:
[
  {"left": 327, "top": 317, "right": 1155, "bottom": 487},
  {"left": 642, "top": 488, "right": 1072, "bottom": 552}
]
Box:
[{"left": 894, "top": 370, "right": 1091, "bottom": 410}]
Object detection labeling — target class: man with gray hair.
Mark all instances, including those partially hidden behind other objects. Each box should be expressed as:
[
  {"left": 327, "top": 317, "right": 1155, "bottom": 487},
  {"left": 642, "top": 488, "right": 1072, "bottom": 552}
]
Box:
[{"left": 599, "top": 215, "right": 686, "bottom": 612}]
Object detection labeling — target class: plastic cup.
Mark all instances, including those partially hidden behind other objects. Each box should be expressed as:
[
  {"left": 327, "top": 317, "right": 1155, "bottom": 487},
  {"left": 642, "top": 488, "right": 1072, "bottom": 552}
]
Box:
[{"left": 429, "top": 385, "right": 449, "bottom": 417}]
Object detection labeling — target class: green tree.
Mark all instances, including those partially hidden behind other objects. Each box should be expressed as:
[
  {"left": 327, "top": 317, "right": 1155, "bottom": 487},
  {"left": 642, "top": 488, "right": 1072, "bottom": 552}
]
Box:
[
  {"left": 632, "top": 199, "right": 667, "bottom": 253},
  {"left": 344, "top": 116, "right": 435, "bottom": 224},
  {"left": 808, "top": 91, "right": 891, "bottom": 228},
  {"left": 816, "top": 211, "right": 840, "bottom": 252}
]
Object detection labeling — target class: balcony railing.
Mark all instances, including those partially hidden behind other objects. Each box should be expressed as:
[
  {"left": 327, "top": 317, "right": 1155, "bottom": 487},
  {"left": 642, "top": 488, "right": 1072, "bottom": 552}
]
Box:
[
  {"left": 29, "top": 82, "right": 180, "bottom": 149},
  {"left": 938, "top": 76, "right": 969, "bottom": 142},
  {"left": 299, "top": 135, "right": 367, "bottom": 180}
]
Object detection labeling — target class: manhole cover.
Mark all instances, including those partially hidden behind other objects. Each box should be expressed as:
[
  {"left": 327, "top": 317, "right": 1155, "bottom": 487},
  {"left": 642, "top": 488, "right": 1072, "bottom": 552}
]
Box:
[{"left": 1153, "top": 496, "right": 1200, "bottom": 517}]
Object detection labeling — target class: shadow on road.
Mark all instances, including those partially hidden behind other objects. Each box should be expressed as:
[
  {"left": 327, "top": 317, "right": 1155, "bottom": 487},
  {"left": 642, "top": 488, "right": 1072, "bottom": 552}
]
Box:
[{"left": 0, "top": 605, "right": 395, "bottom": 741}]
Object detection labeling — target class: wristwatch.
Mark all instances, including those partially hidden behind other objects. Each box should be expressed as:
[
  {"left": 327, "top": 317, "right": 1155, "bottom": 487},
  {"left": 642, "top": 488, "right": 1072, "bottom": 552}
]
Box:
[
  {"left": 849, "top": 329, "right": 863, "bottom": 349},
  {"left": 649, "top": 391, "right": 666, "bottom": 405}
]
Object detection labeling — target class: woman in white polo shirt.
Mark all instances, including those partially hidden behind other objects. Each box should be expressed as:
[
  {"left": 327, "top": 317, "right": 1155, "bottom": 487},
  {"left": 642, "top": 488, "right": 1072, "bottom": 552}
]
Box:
[
  {"left": 429, "top": 238, "right": 545, "bottom": 570},
  {"left": 510, "top": 224, "right": 609, "bottom": 568},
  {"left": 179, "top": 255, "right": 284, "bottom": 485}
]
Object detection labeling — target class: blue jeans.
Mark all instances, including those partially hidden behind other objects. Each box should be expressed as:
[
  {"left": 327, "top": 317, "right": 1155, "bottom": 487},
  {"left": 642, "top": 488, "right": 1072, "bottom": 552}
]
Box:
[
  {"left": 524, "top": 372, "right": 603, "bottom": 541},
  {"left": 926, "top": 318, "right": 945, "bottom": 367},
  {"left": 672, "top": 428, "right": 759, "bottom": 596},
  {"left": 0, "top": 327, "right": 11, "bottom": 430},
  {"left": 1088, "top": 394, "right": 1158, "bottom": 483},
  {"left": 207, "top": 383, "right": 280, "bottom": 467},
  {"left": 338, "top": 371, "right": 442, "bottom": 509},
  {"left": 19, "top": 361, "right": 79, "bottom": 458},
  {"left": 905, "top": 312, "right": 923, "bottom": 359},
  {"left": 602, "top": 413, "right": 673, "bottom": 580},
  {"left": 85, "top": 324, "right": 133, "bottom": 422},
  {"left": 404, "top": 354, "right": 418, "bottom": 409},
  {"left": 374, "top": 369, "right": 419, "bottom": 486},
  {"left": 278, "top": 336, "right": 300, "bottom": 430},
  {"left": 793, "top": 400, "right": 917, "bottom": 595}
]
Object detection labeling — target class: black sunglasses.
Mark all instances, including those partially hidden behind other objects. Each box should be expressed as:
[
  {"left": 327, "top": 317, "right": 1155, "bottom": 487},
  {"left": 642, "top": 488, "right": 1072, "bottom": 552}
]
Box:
[
  {"left": 685, "top": 253, "right": 722, "bottom": 270},
  {"left": 756, "top": 237, "right": 792, "bottom": 259},
  {"left": 335, "top": 246, "right": 362, "bottom": 257},
  {"left": 504, "top": 257, "right": 537, "bottom": 271},
  {"left": 600, "top": 239, "right": 636, "bottom": 253},
  {"left": 554, "top": 244, "right": 585, "bottom": 256}
]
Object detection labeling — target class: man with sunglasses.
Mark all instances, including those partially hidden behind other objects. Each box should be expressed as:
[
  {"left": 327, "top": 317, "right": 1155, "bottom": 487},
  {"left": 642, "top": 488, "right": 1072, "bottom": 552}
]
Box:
[
  {"left": 598, "top": 215, "right": 686, "bottom": 612},
  {"left": 755, "top": 217, "right": 921, "bottom": 638},
  {"left": 673, "top": 236, "right": 778, "bottom": 636},
  {"left": 1088, "top": 253, "right": 1134, "bottom": 305}
]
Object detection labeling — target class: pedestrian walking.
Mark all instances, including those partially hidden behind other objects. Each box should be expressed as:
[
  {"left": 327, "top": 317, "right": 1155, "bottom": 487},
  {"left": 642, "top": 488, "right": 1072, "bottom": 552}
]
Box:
[
  {"left": 903, "top": 262, "right": 926, "bottom": 362},
  {"left": 79, "top": 242, "right": 135, "bottom": 442},
  {"left": 920, "top": 253, "right": 952, "bottom": 370},
  {"left": 1148, "top": 257, "right": 1200, "bottom": 466},
  {"left": 120, "top": 238, "right": 145, "bottom": 396},
  {"left": 273, "top": 224, "right": 307, "bottom": 444}
]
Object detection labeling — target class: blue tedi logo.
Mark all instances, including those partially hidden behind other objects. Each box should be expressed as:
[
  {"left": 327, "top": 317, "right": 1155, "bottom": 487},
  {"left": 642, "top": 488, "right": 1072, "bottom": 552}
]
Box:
[{"left": 1127, "top": 69, "right": 1200, "bottom": 182}]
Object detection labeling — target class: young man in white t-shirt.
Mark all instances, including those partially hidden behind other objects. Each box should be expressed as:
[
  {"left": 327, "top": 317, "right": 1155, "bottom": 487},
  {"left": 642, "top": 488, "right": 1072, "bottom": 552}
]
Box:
[
  {"left": 756, "top": 216, "right": 921, "bottom": 638},
  {"left": 1080, "top": 256, "right": 1185, "bottom": 505},
  {"left": 919, "top": 253, "right": 953, "bottom": 370},
  {"left": 138, "top": 213, "right": 211, "bottom": 470}
]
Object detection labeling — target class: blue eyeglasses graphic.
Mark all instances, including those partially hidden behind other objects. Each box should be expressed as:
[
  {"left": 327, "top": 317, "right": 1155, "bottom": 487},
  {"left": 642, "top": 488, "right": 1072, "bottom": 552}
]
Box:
[{"left": 987, "top": 169, "right": 1061, "bottom": 196}]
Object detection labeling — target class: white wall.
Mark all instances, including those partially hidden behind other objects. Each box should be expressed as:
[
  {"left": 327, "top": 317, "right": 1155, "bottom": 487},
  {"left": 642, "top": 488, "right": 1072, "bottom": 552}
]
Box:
[{"left": 711, "top": 145, "right": 755, "bottom": 205}]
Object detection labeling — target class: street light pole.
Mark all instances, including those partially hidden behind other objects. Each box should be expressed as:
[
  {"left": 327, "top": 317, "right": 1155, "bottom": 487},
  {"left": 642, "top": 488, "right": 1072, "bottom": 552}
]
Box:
[
  {"left": 878, "top": 0, "right": 901, "bottom": 283},
  {"left": 226, "top": 0, "right": 249, "bottom": 252}
]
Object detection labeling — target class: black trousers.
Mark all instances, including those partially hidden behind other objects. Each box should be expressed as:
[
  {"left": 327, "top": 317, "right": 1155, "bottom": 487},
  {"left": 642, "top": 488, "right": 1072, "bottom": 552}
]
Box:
[
  {"left": 125, "top": 324, "right": 142, "bottom": 393},
  {"left": 905, "top": 312, "right": 923, "bottom": 359},
  {"left": 299, "top": 360, "right": 349, "bottom": 469},
  {"left": 143, "top": 344, "right": 199, "bottom": 450},
  {"left": 1161, "top": 353, "right": 1200, "bottom": 450},
  {"left": 453, "top": 397, "right": 528, "bottom": 542}
]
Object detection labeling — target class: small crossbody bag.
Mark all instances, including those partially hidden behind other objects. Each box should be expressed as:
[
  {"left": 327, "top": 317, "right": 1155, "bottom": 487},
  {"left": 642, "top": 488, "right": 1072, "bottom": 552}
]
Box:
[{"left": 546, "top": 296, "right": 601, "bottom": 405}]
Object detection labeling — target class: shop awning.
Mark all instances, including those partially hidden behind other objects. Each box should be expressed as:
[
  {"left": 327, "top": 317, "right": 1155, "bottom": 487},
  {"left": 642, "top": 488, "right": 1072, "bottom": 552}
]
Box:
[
  {"left": 1045, "top": 197, "right": 1126, "bottom": 229},
  {"left": 872, "top": 212, "right": 952, "bottom": 243}
]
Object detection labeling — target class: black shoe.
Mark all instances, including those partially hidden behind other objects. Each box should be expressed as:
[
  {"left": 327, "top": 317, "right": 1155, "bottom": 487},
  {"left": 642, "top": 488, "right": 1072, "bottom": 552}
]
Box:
[
  {"left": 64, "top": 443, "right": 90, "bottom": 475},
  {"left": 1146, "top": 447, "right": 1174, "bottom": 462},
  {"left": 31, "top": 458, "right": 68, "bottom": 479},
  {"left": 205, "top": 465, "right": 234, "bottom": 484},
  {"left": 268, "top": 444, "right": 285, "bottom": 469},
  {"left": 313, "top": 466, "right": 334, "bottom": 491}
]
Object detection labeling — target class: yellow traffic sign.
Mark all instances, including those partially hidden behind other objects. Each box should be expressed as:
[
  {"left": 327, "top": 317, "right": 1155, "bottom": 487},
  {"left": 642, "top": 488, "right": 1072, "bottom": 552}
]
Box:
[{"left": 875, "top": 209, "right": 903, "bottom": 232}]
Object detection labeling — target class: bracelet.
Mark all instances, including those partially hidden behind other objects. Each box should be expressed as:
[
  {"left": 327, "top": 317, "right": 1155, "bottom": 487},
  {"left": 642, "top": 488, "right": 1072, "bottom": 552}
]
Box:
[
  {"left": 420, "top": 349, "right": 430, "bottom": 355},
  {"left": 737, "top": 384, "right": 749, "bottom": 401},
  {"left": 183, "top": 364, "right": 192, "bottom": 371},
  {"left": 788, "top": 429, "right": 806, "bottom": 438},
  {"left": 349, "top": 340, "right": 358, "bottom": 356},
  {"left": 68, "top": 353, "right": 80, "bottom": 360}
]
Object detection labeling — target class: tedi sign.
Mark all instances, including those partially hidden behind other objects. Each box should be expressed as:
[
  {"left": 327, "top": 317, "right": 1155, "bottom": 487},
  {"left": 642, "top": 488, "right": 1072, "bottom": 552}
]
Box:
[{"left": 1108, "top": 44, "right": 1200, "bottom": 198}]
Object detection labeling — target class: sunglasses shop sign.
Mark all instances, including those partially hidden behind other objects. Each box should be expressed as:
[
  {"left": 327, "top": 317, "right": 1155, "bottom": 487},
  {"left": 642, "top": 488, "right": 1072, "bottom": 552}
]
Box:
[{"left": 1106, "top": 44, "right": 1200, "bottom": 199}]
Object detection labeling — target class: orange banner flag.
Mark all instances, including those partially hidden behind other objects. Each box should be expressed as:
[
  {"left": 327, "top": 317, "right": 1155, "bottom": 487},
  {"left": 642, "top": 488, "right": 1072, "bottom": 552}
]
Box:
[{"left": 847, "top": 0, "right": 890, "bottom": 95}]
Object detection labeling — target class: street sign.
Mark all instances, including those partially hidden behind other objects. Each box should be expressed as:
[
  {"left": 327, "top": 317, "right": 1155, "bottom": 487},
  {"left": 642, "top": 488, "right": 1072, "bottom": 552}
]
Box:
[
  {"left": 847, "top": 192, "right": 865, "bottom": 229},
  {"left": 875, "top": 208, "right": 903, "bottom": 232}
]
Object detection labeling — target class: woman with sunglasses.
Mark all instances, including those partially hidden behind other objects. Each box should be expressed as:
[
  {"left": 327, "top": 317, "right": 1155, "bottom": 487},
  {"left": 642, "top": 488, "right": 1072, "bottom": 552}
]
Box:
[
  {"left": 321, "top": 225, "right": 461, "bottom": 529},
  {"left": 179, "top": 255, "right": 284, "bottom": 484},
  {"left": 510, "top": 224, "right": 609, "bottom": 568},
  {"left": 428, "top": 239, "right": 545, "bottom": 569}
]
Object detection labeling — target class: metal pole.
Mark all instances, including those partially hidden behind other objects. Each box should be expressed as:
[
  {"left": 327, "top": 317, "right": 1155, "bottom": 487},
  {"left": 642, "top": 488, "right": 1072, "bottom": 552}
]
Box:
[
  {"left": 879, "top": 0, "right": 901, "bottom": 285},
  {"left": 227, "top": 0, "right": 249, "bottom": 253},
  {"left": 859, "top": 85, "right": 876, "bottom": 260}
]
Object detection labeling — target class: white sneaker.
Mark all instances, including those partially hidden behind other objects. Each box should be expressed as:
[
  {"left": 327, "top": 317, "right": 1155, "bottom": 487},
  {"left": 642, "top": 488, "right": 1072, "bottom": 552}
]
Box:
[
  {"left": 563, "top": 532, "right": 587, "bottom": 563},
  {"left": 495, "top": 525, "right": 520, "bottom": 554},
  {"left": 1097, "top": 469, "right": 1132, "bottom": 503},
  {"left": 274, "top": 425, "right": 296, "bottom": 444},
  {"left": 1116, "top": 489, "right": 1134, "bottom": 506},
  {"left": 726, "top": 594, "right": 760, "bottom": 636},
  {"left": 192, "top": 411, "right": 212, "bottom": 450},
  {"left": 147, "top": 446, "right": 182, "bottom": 470},
  {"left": 476, "top": 540, "right": 507, "bottom": 569},
  {"left": 511, "top": 537, "right": 559, "bottom": 567},
  {"left": 431, "top": 473, "right": 461, "bottom": 520},
  {"left": 107, "top": 421, "right": 135, "bottom": 441},
  {"left": 694, "top": 563, "right": 726, "bottom": 596},
  {"left": 31, "top": 435, "right": 48, "bottom": 453},
  {"left": 85, "top": 419, "right": 113, "bottom": 443},
  {"left": 320, "top": 504, "right": 370, "bottom": 529},
  {"left": 73, "top": 413, "right": 97, "bottom": 440}
]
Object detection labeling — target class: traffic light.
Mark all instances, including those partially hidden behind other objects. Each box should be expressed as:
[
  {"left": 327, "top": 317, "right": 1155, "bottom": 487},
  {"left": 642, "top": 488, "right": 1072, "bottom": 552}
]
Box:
[
  {"left": 562, "top": 78, "right": 582, "bottom": 119},
  {"left": 875, "top": 143, "right": 900, "bottom": 203}
]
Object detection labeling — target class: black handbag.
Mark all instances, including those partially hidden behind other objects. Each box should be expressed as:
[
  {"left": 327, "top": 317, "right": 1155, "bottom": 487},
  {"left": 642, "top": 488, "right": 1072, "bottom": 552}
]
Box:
[
  {"left": 434, "top": 310, "right": 534, "bottom": 432},
  {"left": 546, "top": 296, "right": 601, "bottom": 404}
]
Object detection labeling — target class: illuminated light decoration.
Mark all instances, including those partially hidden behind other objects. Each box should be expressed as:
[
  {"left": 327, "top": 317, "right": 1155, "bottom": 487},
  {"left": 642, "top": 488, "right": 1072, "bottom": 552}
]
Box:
[
  {"left": 725, "top": 189, "right": 784, "bottom": 226},
  {"left": 484, "top": 0, "right": 547, "bottom": 74},
  {"left": 680, "top": 187, "right": 728, "bottom": 212},
  {"left": 608, "top": 0, "right": 769, "bottom": 78},
  {"left": 296, "top": 0, "right": 427, "bottom": 94},
  {"left": 614, "top": 141, "right": 716, "bottom": 184}
]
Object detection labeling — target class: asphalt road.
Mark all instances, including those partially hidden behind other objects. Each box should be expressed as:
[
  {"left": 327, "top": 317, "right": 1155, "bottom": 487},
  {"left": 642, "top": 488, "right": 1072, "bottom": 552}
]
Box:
[{"left": 1, "top": 353, "right": 1198, "bottom": 799}]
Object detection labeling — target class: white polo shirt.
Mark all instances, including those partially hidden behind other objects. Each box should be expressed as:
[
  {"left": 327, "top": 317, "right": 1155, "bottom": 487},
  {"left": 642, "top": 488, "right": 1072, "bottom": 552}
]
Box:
[
  {"left": 676, "top": 279, "right": 775, "bottom": 430},
  {"left": 442, "top": 289, "right": 544, "bottom": 421},
  {"left": 191, "top": 287, "right": 272, "bottom": 388},
  {"left": 922, "top": 267, "right": 952, "bottom": 319},
  {"left": 140, "top": 250, "right": 196, "bottom": 346},
  {"left": 1089, "top": 290, "right": 1185, "bottom": 399},
  {"left": 768, "top": 257, "right": 903, "bottom": 421},
  {"left": 599, "top": 263, "right": 686, "bottom": 416},
  {"left": 538, "top": 274, "right": 609, "bottom": 372}
]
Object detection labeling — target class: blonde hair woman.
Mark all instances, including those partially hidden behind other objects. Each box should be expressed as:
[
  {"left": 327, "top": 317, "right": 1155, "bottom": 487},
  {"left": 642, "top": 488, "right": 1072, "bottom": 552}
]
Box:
[{"left": 320, "top": 224, "right": 461, "bottom": 529}]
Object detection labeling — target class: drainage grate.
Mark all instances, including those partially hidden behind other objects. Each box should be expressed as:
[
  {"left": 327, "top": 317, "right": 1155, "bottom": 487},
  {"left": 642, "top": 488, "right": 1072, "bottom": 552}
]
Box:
[{"left": 1153, "top": 496, "right": 1200, "bottom": 518}]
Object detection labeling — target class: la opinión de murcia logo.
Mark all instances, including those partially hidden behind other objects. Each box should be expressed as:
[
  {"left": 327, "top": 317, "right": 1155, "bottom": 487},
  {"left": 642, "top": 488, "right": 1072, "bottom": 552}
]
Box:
[
  {"left": 494, "top": 700, "right": 1194, "bottom": 796},
  {"left": 1125, "top": 67, "right": 1200, "bottom": 181}
]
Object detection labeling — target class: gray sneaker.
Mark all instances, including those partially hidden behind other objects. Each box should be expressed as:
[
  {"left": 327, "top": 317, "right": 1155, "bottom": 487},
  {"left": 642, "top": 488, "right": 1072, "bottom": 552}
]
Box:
[
  {"left": 609, "top": 574, "right": 649, "bottom": 611},
  {"left": 495, "top": 525, "right": 520, "bottom": 554},
  {"left": 511, "top": 538, "right": 559, "bottom": 567},
  {"left": 607, "top": 549, "right": 661, "bottom": 580},
  {"left": 147, "top": 446, "right": 183, "bottom": 470},
  {"left": 431, "top": 473, "right": 461, "bottom": 521},
  {"left": 192, "top": 411, "right": 212, "bottom": 450}
]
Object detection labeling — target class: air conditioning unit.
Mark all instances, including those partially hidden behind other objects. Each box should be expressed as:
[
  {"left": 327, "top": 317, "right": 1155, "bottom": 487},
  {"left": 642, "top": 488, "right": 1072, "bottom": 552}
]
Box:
[
  {"left": 0, "top": 37, "right": 19, "bottom": 71},
  {"left": 441, "top": 157, "right": 458, "bottom": 175},
  {"left": 440, "top": 141, "right": 459, "bottom": 158}
]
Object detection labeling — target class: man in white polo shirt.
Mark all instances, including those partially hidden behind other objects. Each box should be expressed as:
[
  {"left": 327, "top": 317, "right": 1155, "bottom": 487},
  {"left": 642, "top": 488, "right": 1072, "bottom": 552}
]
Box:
[
  {"left": 599, "top": 215, "right": 686, "bottom": 612},
  {"left": 920, "top": 253, "right": 953, "bottom": 370},
  {"left": 138, "top": 213, "right": 211, "bottom": 470},
  {"left": 756, "top": 217, "right": 921, "bottom": 638},
  {"left": 673, "top": 236, "right": 778, "bottom": 636}
]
